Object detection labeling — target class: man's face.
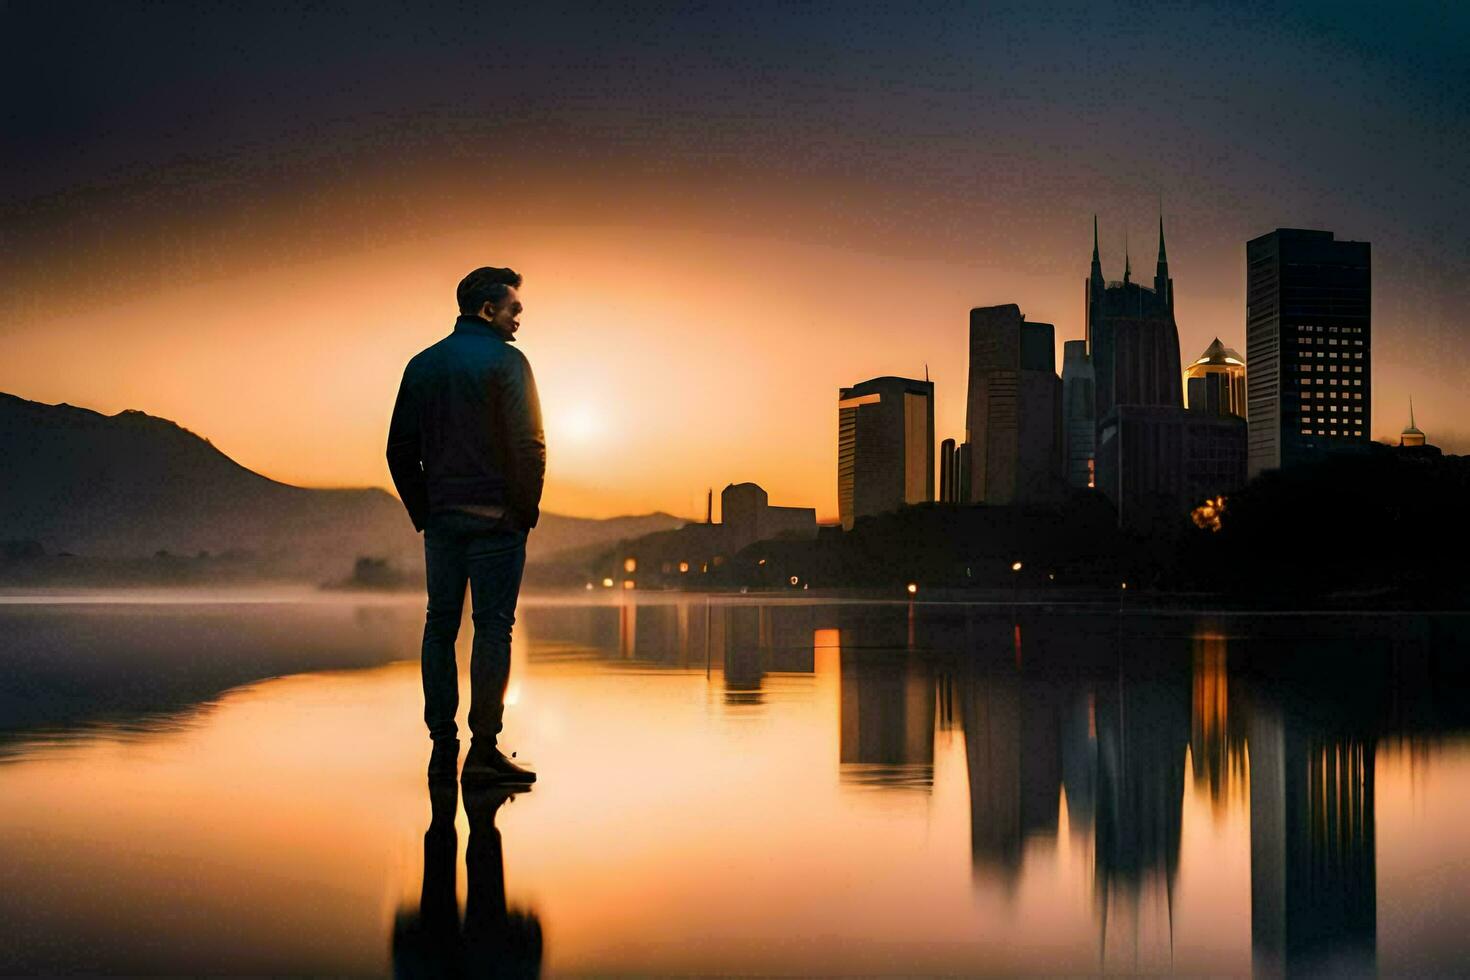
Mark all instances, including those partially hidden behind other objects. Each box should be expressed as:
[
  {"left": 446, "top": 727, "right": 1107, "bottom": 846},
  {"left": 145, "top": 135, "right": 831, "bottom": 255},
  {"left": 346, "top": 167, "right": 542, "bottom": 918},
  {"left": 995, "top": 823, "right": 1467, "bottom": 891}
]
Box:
[{"left": 481, "top": 286, "right": 523, "bottom": 336}]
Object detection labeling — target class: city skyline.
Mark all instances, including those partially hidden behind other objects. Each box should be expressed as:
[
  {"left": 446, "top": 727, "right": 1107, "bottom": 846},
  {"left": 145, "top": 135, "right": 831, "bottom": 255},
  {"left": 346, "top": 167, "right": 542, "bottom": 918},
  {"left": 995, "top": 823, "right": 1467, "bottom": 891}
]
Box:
[{"left": 3, "top": 3, "right": 1465, "bottom": 522}]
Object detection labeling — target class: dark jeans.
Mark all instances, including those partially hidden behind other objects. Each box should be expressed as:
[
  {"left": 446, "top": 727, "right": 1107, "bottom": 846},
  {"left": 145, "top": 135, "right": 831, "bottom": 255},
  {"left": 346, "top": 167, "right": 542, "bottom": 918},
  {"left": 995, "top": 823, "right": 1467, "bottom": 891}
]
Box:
[{"left": 422, "top": 510, "right": 527, "bottom": 743}]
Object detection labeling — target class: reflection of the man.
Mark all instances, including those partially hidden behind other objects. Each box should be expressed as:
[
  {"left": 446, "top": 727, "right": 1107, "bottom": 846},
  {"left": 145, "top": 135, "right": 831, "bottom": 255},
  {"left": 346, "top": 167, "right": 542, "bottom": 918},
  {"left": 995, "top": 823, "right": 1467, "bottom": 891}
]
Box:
[{"left": 392, "top": 781, "right": 543, "bottom": 978}]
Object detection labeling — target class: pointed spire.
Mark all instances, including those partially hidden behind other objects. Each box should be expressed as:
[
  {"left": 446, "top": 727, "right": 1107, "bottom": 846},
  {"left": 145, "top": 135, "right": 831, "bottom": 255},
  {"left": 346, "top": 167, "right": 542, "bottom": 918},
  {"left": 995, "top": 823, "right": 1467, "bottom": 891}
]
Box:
[
  {"left": 1123, "top": 230, "right": 1131, "bottom": 284},
  {"left": 1157, "top": 212, "right": 1168, "bottom": 265},
  {"left": 1410, "top": 396, "right": 1417, "bottom": 430},
  {"left": 1092, "top": 214, "right": 1100, "bottom": 263}
]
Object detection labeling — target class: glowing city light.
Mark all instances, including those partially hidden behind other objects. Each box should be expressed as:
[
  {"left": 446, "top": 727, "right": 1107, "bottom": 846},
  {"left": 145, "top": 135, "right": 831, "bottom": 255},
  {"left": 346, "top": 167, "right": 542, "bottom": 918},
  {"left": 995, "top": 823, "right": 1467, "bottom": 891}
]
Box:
[
  {"left": 602, "top": 577, "right": 614, "bottom": 588},
  {"left": 678, "top": 561, "right": 689, "bottom": 573},
  {"left": 623, "top": 557, "right": 637, "bottom": 573},
  {"left": 1011, "top": 561, "right": 1023, "bottom": 572},
  {"left": 622, "top": 579, "right": 635, "bottom": 590},
  {"left": 906, "top": 583, "right": 918, "bottom": 594}
]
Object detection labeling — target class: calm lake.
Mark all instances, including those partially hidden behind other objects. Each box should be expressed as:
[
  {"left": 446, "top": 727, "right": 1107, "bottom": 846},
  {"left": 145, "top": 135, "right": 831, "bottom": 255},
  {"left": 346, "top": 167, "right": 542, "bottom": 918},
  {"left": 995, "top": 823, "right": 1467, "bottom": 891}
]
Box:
[{"left": 1, "top": 591, "right": 1468, "bottom": 976}]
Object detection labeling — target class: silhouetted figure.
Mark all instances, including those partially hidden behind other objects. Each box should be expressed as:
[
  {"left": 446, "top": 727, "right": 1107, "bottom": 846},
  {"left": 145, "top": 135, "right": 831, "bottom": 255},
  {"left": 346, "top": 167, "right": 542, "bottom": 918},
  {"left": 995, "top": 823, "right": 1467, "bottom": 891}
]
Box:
[
  {"left": 392, "top": 782, "right": 544, "bottom": 978},
  {"left": 463, "top": 787, "right": 544, "bottom": 978},
  {"left": 393, "top": 780, "right": 462, "bottom": 978},
  {"left": 388, "top": 267, "right": 545, "bottom": 783}
]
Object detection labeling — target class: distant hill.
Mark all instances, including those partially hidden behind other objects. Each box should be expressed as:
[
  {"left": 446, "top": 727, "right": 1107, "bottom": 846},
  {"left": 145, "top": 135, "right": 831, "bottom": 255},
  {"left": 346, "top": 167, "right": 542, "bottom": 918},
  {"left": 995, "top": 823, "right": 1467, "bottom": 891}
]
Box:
[{"left": 0, "top": 392, "right": 684, "bottom": 580}]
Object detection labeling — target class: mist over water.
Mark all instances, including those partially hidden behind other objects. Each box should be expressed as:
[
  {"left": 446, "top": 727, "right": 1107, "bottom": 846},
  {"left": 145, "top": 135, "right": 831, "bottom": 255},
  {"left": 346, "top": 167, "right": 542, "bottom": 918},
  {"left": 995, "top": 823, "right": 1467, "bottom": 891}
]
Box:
[{"left": 2, "top": 592, "right": 1469, "bottom": 975}]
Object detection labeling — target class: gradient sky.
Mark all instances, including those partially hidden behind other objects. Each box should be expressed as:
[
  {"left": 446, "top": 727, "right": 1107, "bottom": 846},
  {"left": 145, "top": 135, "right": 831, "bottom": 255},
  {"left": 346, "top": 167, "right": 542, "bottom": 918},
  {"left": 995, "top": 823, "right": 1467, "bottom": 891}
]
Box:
[{"left": 3, "top": 1, "right": 1467, "bottom": 520}]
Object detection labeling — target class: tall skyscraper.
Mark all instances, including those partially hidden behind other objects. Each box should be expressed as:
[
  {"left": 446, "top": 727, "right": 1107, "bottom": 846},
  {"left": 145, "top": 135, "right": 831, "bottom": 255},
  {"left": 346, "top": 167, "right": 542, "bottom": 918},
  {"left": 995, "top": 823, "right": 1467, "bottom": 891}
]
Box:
[
  {"left": 837, "top": 376, "right": 934, "bottom": 530},
  {"left": 1087, "top": 216, "right": 1182, "bottom": 419},
  {"left": 1061, "top": 339, "right": 1095, "bottom": 488},
  {"left": 1185, "top": 338, "right": 1247, "bottom": 417},
  {"left": 1086, "top": 215, "right": 1247, "bottom": 527},
  {"left": 1245, "top": 229, "right": 1371, "bottom": 478},
  {"left": 965, "top": 304, "right": 1062, "bottom": 504}
]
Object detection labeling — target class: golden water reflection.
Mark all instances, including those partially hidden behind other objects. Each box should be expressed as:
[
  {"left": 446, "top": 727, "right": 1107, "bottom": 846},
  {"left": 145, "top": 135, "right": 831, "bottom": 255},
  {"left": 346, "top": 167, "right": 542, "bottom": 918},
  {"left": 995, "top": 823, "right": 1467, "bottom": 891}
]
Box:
[{"left": 1, "top": 598, "right": 1469, "bottom": 974}]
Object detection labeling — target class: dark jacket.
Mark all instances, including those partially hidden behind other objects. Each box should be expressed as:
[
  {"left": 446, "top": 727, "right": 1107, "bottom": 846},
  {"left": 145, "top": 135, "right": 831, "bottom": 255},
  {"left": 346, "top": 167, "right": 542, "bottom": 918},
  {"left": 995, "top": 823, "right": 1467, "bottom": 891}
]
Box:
[{"left": 386, "top": 316, "right": 546, "bottom": 532}]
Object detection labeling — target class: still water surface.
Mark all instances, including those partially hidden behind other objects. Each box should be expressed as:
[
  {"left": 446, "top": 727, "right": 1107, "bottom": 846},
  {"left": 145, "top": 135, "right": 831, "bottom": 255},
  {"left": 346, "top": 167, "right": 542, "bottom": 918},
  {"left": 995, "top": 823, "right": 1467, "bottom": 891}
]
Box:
[{"left": 1, "top": 593, "right": 1469, "bottom": 976}]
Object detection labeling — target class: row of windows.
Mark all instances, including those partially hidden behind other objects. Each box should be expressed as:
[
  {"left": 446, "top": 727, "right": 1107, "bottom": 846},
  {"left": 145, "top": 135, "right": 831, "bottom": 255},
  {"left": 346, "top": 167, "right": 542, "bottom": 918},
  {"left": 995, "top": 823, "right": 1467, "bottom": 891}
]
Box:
[
  {"left": 1298, "top": 338, "right": 1365, "bottom": 347},
  {"left": 1299, "top": 378, "right": 1364, "bottom": 386},
  {"left": 1298, "top": 363, "right": 1364, "bottom": 372},
  {"left": 1296, "top": 325, "right": 1366, "bottom": 334},
  {"left": 1299, "top": 351, "right": 1365, "bottom": 360},
  {"left": 1301, "top": 429, "right": 1365, "bottom": 437}
]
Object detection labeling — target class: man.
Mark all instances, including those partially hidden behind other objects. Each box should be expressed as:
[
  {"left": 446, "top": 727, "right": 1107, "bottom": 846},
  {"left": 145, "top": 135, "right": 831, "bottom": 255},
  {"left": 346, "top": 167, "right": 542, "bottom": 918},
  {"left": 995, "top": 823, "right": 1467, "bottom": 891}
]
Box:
[{"left": 387, "top": 266, "right": 545, "bottom": 783}]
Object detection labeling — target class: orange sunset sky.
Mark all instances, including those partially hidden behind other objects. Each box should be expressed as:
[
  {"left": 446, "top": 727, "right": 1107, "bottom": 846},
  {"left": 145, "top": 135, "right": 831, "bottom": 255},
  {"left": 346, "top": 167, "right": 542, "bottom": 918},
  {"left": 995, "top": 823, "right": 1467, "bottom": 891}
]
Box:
[{"left": 4, "top": 4, "right": 1466, "bottom": 522}]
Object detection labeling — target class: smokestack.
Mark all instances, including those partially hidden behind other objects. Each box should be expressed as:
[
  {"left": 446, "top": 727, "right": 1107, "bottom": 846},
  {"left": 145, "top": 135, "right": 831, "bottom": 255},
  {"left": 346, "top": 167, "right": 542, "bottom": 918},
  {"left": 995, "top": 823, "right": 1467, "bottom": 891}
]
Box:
[{"left": 706, "top": 488, "right": 713, "bottom": 524}]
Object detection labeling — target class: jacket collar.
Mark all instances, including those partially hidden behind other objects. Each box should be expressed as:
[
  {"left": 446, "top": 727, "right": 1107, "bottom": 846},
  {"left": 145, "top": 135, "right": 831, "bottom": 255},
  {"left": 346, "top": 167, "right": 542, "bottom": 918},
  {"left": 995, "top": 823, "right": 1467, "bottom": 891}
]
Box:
[{"left": 453, "top": 314, "right": 515, "bottom": 342}]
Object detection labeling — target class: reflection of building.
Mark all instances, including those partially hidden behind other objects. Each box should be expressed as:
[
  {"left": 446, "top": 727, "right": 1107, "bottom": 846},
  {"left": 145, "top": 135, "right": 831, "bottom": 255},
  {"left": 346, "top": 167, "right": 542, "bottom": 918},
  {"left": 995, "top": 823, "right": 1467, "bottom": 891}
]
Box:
[
  {"left": 1092, "top": 658, "right": 1189, "bottom": 895},
  {"left": 839, "top": 643, "right": 935, "bottom": 788},
  {"left": 1061, "top": 339, "right": 1096, "bottom": 488},
  {"left": 1190, "top": 634, "right": 1247, "bottom": 817},
  {"left": 838, "top": 376, "right": 935, "bottom": 530},
  {"left": 1246, "top": 228, "right": 1372, "bottom": 478},
  {"left": 721, "top": 482, "right": 817, "bottom": 554},
  {"left": 1185, "top": 338, "right": 1247, "bottom": 417},
  {"left": 965, "top": 304, "right": 1062, "bottom": 504},
  {"left": 1248, "top": 701, "right": 1377, "bottom": 978}
]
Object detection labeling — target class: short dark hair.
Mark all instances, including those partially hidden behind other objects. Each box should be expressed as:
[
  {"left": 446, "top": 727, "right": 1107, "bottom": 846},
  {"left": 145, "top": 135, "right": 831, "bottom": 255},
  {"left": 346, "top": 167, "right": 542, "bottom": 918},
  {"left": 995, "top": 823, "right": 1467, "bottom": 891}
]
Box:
[{"left": 457, "top": 266, "right": 523, "bottom": 314}]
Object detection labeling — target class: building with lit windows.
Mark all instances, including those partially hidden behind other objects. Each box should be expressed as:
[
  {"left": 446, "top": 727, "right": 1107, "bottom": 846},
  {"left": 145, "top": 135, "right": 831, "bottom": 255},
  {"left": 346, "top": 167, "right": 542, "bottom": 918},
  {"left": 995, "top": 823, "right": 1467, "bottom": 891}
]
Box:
[
  {"left": 1185, "top": 338, "right": 1247, "bottom": 417},
  {"left": 965, "top": 304, "right": 1062, "bottom": 504},
  {"left": 1245, "top": 229, "right": 1371, "bottom": 478},
  {"left": 838, "top": 376, "right": 935, "bottom": 530}
]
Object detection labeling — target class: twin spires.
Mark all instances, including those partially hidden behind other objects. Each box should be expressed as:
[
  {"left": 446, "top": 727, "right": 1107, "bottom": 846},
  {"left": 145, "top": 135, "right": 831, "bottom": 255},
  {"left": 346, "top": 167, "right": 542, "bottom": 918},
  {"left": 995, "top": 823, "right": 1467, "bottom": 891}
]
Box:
[{"left": 1089, "top": 211, "right": 1171, "bottom": 308}]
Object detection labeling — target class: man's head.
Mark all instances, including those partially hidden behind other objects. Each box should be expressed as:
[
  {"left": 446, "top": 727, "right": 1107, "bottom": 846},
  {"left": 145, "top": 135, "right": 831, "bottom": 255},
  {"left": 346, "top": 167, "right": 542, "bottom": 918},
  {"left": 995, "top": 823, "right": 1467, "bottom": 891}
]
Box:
[{"left": 457, "top": 266, "right": 524, "bottom": 338}]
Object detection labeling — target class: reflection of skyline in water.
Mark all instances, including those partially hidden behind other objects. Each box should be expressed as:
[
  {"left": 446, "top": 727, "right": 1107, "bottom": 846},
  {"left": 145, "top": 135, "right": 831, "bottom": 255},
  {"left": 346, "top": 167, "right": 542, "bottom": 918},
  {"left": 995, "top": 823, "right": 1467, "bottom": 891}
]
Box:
[
  {"left": 521, "top": 599, "right": 1470, "bottom": 975},
  {"left": 4, "top": 597, "right": 1470, "bottom": 973}
]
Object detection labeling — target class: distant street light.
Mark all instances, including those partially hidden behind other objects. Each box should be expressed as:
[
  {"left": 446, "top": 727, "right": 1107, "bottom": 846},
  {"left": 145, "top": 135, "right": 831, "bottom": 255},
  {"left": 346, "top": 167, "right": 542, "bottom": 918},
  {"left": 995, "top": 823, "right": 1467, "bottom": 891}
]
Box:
[
  {"left": 602, "top": 577, "right": 614, "bottom": 588},
  {"left": 906, "top": 583, "right": 918, "bottom": 595},
  {"left": 1011, "top": 561, "right": 1023, "bottom": 572}
]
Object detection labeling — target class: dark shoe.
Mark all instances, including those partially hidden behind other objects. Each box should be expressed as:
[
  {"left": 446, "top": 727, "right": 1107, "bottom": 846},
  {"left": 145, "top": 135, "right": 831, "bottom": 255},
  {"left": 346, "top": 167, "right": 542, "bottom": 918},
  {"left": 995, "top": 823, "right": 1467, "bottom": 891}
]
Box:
[
  {"left": 462, "top": 742, "right": 536, "bottom": 784},
  {"left": 428, "top": 738, "right": 460, "bottom": 780}
]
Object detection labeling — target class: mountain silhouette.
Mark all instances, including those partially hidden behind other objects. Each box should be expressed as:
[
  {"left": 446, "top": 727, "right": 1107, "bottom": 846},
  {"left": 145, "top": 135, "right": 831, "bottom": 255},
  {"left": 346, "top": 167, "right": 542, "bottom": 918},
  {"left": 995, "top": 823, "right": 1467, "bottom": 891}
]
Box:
[{"left": 0, "top": 392, "right": 682, "bottom": 578}]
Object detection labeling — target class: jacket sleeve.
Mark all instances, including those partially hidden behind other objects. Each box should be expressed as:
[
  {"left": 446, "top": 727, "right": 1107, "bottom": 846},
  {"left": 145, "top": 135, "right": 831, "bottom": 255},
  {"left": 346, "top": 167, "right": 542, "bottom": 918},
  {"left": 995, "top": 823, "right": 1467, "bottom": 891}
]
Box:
[
  {"left": 499, "top": 351, "right": 547, "bottom": 530},
  {"left": 386, "top": 363, "right": 431, "bottom": 532}
]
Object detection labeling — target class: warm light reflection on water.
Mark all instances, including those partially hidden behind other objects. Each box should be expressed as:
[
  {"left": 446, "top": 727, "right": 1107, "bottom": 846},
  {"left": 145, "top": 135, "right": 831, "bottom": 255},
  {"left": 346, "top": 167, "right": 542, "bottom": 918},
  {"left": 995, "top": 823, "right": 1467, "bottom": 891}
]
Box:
[{"left": 2, "top": 596, "right": 1470, "bottom": 974}]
